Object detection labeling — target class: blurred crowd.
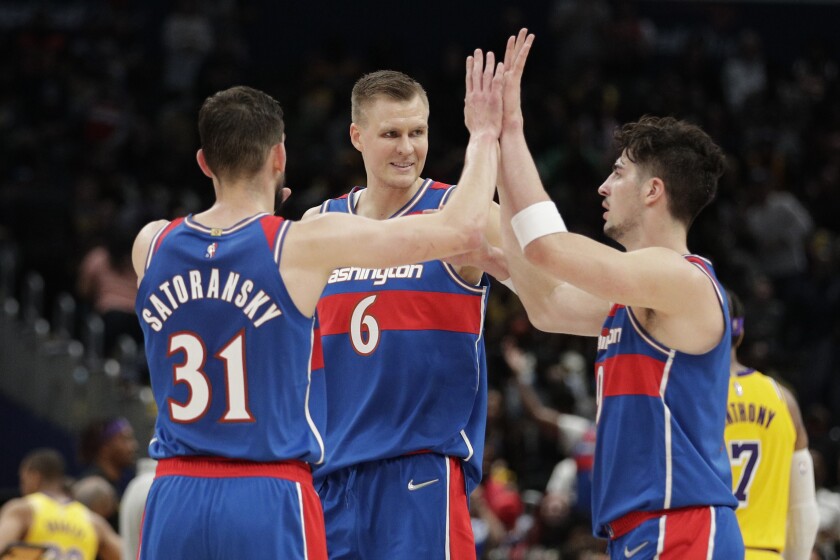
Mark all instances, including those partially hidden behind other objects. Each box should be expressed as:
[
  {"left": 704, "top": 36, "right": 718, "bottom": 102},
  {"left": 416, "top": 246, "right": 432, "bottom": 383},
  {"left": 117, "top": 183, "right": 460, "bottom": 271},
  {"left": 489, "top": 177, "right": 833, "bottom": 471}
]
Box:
[{"left": 1, "top": 0, "right": 839, "bottom": 558}]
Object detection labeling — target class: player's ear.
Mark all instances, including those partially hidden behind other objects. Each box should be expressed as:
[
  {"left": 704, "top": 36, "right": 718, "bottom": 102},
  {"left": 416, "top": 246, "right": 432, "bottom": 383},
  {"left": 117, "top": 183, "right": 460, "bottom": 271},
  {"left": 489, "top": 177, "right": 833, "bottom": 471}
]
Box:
[
  {"left": 196, "top": 149, "right": 214, "bottom": 178},
  {"left": 644, "top": 176, "right": 665, "bottom": 206},
  {"left": 350, "top": 123, "right": 363, "bottom": 152},
  {"left": 273, "top": 141, "right": 286, "bottom": 173}
]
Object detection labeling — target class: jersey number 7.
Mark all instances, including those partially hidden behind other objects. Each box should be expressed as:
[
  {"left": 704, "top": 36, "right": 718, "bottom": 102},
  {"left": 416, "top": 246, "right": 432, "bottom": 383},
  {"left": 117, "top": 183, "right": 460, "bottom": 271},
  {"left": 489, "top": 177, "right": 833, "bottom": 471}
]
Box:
[{"left": 728, "top": 440, "right": 761, "bottom": 507}]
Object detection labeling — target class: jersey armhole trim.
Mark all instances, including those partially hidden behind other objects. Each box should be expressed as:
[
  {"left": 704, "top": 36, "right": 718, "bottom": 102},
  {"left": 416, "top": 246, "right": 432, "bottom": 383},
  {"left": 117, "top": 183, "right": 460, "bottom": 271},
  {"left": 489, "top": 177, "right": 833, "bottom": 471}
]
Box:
[{"left": 145, "top": 217, "right": 184, "bottom": 271}]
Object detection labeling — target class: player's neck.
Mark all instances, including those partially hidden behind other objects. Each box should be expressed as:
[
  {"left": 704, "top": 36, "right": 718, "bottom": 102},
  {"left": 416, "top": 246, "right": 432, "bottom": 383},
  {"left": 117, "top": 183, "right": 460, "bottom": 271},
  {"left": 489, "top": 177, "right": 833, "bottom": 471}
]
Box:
[
  {"left": 356, "top": 177, "right": 424, "bottom": 220},
  {"left": 629, "top": 220, "right": 688, "bottom": 254},
  {"left": 195, "top": 187, "right": 275, "bottom": 228},
  {"left": 38, "top": 485, "right": 69, "bottom": 501},
  {"left": 730, "top": 351, "right": 747, "bottom": 376}
]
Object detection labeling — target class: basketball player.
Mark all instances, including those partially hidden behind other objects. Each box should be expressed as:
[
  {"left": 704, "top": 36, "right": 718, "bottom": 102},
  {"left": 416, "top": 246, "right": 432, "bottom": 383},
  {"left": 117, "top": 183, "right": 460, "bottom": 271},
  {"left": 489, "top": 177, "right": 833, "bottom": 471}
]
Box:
[
  {"left": 724, "top": 289, "right": 818, "bottom": 559},
  {"left": 131, "top": 47, "right": 504, "bottom": 560},
  {"left": 497, "top": 29, "right": 744, "bottom": 558},
  {"left": 0, "top": 448, "right": 121, "bottom": 560},
  {"left": 304, "top": 64, "right": 517, "bottom": 559}
]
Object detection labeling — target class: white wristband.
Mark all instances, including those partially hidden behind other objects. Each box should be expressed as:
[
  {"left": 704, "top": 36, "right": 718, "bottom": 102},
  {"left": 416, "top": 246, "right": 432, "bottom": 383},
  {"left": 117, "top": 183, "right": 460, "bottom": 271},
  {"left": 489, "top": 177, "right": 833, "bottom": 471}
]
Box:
[{"left": 511, "top": 201, "right": 567, "bottom": 250}]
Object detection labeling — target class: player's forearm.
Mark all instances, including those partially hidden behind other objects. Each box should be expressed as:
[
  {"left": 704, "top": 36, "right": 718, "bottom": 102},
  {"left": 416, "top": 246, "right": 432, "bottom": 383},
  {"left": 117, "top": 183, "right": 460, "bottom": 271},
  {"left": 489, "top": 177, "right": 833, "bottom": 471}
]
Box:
[
  {"left": 783, "top": 448, "right": 819, "bottom": 560},
  {"left": 499, "top": 125, "right": 551, "bottom": 213},
  {"left": 443, "top": 132, "right": 499, "bottom": 245}
]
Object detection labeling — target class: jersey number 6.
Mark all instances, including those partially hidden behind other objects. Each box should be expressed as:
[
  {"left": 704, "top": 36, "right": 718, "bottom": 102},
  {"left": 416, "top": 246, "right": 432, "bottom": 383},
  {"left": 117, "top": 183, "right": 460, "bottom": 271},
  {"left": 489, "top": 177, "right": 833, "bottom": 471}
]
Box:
[{"left": 350, "top": 295, "right": 380, "bottom": 356}]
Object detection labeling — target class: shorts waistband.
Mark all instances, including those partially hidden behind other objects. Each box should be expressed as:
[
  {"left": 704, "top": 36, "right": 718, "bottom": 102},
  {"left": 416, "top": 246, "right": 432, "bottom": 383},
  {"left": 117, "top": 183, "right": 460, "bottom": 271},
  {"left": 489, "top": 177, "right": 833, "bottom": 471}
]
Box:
[
  {"left": 604, "top": 506, "right": 706, "bottom": 540},
  {"left": 155, "top": 457, "right": 312, "bottom": 484},
  {"left": 404, "top": 449, "right": 432, "bottom": 457}
]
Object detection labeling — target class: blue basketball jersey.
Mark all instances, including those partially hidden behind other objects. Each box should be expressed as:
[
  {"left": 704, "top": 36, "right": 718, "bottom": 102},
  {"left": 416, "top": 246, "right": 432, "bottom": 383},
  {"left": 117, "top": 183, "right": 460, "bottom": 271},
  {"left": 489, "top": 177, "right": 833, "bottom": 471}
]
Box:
[
  {"left": 591, "top": 255, "right": 737, "bottom": 538},
  {"left": 136, "top": 214, "right": 326, "bottom": 464},
  {"left": 312, "top": 179, "right": 489, "bottom": 493}
]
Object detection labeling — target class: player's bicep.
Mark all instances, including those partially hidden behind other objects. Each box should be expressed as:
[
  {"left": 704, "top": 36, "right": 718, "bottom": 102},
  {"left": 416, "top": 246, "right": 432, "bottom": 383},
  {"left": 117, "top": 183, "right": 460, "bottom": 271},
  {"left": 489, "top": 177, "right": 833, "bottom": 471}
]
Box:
[
  {"left": 536, "top": 282, "right": 609, "bottom": 336},
  {"left": 91, "top": 513, "right": 122, "bottom": 560},
  {"left": 781, "top": 385, "right": 809, "bottom": 450},
  {"left": 0, "top": 501, "right": 30, "bottom": 547}
]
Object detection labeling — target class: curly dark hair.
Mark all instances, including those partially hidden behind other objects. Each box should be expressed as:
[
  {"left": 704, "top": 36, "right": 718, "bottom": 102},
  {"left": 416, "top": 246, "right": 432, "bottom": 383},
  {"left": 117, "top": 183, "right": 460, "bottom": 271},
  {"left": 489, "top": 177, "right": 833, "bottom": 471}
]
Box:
[{"left": 614, "top": 115, "right": 726, "bottom": 227}]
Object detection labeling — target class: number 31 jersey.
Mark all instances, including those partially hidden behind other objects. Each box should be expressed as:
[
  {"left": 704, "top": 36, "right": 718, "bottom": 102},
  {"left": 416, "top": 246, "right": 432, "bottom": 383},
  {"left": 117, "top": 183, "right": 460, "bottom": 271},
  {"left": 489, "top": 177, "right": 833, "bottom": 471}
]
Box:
[{"left": 136, "top": 213, "right": 326, "bottom": 464}]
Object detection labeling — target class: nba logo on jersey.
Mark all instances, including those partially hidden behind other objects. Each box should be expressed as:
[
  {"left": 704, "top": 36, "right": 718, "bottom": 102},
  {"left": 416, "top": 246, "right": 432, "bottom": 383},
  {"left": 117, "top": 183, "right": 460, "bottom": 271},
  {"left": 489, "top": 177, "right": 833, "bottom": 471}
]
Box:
[{"left": 205, "top": 242, "right": 218, "bottom": 259}]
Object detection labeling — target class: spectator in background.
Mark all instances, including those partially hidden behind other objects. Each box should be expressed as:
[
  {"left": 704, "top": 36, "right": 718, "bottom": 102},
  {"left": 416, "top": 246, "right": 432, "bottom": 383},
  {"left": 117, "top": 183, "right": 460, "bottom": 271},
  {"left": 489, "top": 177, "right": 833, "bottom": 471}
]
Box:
[
  {"left": 78, "top": 416, "right": 138, "bottom": 528},
  {"left": 77, "top": 213, "right": 143, "bottom": 361},
  {"left": 71, "top": 475, "right": 118, "bottom": 522},
  {"left": 744, "top": 168, "right": 814, "bottom": 293},
  {"left": 744, "top": 167, "right": 815, "bottom": 353},
  {"left": 0, "top": 448, "right": 121, "bottom": 560},
  {"left": 161, "top": 0, "right": 215, "bottom": 97},
  {"left": 503, "top": 337, "right": 598, "bottom": 555},
  {"left": 119, "top": 457, "right": 157, "bottom": 560},
  {"left": 722, "top": 29, "right": 768, "bottom": 111}
]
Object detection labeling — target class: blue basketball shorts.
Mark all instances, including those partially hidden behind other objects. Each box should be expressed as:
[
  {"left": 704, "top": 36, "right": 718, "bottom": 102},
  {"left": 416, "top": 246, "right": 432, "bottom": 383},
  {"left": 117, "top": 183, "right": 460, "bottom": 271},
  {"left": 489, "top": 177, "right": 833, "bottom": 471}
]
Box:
[
  {"left": 316, "top": 453, "right": 475, "bottom": 560},
  {"left": 139, "top": 457, "right": 327, "bottom": 560},
  {"left": 606, "top": 505, "right": 744, "bottom": 560}
]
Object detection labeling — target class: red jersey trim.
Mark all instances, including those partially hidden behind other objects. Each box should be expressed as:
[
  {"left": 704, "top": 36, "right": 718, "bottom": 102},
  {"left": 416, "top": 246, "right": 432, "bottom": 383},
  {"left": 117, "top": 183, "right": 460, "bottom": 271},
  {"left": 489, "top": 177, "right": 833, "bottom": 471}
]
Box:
[
  {"left": 317, "top": 290, "right": 483, "bottom": 336},
  {"left": 598, "top": 353, "right": 667, "bottom": 398},
  {"left": 155, "top": 456, "right": 312, "bottom": 484},
  {"left": 259, "top": 215, "right": 285, "bottom": 249}
]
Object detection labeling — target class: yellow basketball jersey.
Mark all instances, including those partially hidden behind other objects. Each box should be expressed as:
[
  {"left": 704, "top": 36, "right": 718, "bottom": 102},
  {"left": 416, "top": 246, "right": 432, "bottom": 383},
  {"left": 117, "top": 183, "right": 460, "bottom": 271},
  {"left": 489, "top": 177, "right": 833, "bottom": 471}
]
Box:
[
  {"left": 24, "top": 492, "right": 98, "bottom": 560},
  {"left": 724, "top": 370, "right": 795, "bottom": 554}
]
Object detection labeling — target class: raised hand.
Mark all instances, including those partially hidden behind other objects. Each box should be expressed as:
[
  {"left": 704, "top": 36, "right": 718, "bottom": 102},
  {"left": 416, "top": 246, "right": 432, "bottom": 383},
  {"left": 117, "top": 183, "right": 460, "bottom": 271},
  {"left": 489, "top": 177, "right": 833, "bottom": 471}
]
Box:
[
  {"left": 502, "top": 28, "right": 535, "bottom": 131},
  {"left": 464, "top": 48, "right": 504, "bottom": 140}
]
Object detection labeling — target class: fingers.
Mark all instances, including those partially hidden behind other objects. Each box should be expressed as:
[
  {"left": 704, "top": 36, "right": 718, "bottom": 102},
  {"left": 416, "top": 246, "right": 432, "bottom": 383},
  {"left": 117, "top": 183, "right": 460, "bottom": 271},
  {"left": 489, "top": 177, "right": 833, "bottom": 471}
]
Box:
[
  {"left": 503, "top": 34, "right": 516, "bottom": 71},
  {"left": 466, "top": 55, "right": 474, "bottom": 95},
  {"left": 505, "top": 28, "right": 534, "bottom": 80},
  {"left": 514, "top": 33, "right": 534, "bottom": 74},
  {"left": 493, "top": 62, "right": 505, "bottom": 89},
  {"left": 467, "top": 48, "right": 506, "bottom": 94},
  {"left": 483, "top": 50, "right": 495, "bottom": 90},
  {"left": 472, "top": 48, "right": 484, "bottom": 92}
]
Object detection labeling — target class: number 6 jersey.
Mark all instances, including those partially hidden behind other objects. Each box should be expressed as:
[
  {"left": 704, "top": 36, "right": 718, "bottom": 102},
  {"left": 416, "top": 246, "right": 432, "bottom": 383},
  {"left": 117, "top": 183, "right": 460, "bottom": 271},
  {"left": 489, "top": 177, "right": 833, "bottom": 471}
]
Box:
[
  {"left": 136, "top": 213, "right": 326, "bottom": 464},
  {"left": 312, "top": 180, "right": 489, "bottom": 493}
]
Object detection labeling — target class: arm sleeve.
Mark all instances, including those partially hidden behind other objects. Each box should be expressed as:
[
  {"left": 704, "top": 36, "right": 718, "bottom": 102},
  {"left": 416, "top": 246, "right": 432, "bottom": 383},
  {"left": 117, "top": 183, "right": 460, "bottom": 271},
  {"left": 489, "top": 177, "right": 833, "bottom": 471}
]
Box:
[{"left": 782, "top": 448, "right": 819, "bottom": 560}]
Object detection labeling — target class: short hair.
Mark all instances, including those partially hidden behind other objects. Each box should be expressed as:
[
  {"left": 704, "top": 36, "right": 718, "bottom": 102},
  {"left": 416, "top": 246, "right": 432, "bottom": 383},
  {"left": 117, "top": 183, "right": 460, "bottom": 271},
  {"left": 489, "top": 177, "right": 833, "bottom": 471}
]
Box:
[
  {"left": 198, "top": 86, "right": 285, "bottom": 180},
  {"left": 351, "top": 70, "right": 428, "bottom": 124},
  {"left": 79, "top": 416, "right": 130, "bottom": 464},
  {"left": 21, "top": 448, "right": 66, "bottom": 482},
  {"left": 72, "top": 475, "right": 117, "bottom": 516},
  {"left": 614, "top": 115, "right": 726, "bottom": 227}
]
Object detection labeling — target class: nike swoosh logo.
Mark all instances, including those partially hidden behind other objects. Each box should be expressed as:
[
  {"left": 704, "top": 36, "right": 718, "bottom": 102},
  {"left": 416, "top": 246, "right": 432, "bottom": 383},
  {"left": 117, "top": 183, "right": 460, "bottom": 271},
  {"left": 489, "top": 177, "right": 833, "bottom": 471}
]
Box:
[
  {"left": 407, "top": 478, "right": 439, "bottom": 491},
  {"left": 624, "top": 541, "right": 649, "bottom": 558}
]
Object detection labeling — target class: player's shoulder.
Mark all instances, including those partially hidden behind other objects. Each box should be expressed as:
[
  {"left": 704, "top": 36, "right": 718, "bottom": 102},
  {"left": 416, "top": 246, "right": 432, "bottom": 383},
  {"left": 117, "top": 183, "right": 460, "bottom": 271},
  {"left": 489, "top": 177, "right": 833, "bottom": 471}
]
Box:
[
  {"left": 301, "top": 205, "right": 322, "bottom": 220},
  {"left": 132, "top": 219, "right": 172, "bottom": 255},
  {"left": 137, "top": 219, "right": 171, "bottom": 240},
  {"left": 0, "top": 495, "right": 33, "bottom": 519},
  {"left": 131, "top": 219, "right": 174, "bottom": 278}
]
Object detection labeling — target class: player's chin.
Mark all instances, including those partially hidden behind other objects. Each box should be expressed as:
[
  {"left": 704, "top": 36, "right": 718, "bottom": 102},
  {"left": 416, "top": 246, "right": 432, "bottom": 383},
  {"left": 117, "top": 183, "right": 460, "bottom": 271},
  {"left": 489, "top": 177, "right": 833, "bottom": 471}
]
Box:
[{"left": 388, "top": 171, "right": 418, "bottom": 188}]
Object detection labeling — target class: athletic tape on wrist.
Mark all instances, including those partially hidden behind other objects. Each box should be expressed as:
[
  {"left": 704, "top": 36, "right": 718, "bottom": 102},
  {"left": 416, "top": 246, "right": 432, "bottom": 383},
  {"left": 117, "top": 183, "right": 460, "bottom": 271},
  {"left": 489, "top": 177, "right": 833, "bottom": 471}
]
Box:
[{"left": 511, "top": 201, "right": 567, "bottom": 249}]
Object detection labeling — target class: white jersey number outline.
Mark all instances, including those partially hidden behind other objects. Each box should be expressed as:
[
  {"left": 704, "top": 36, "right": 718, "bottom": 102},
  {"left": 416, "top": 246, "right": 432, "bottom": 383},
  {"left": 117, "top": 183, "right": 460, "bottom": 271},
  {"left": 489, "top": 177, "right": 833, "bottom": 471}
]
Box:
[{"left": 168, "top": 330, "right": 255, "bottom": 423}]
